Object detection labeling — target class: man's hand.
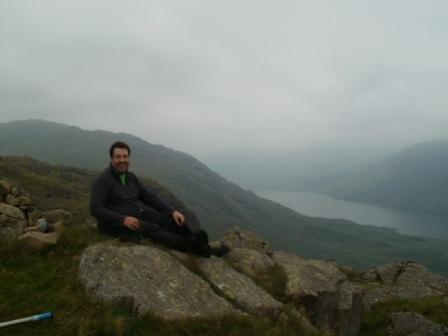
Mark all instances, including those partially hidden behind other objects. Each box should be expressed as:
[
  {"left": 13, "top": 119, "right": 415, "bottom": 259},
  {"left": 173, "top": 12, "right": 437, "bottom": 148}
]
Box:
[
  {"left": 172, "top": 210, "right": 185, "bottom": 226},
  {"left": 123, "top": 216, "right": 140, "bottom": 231}
]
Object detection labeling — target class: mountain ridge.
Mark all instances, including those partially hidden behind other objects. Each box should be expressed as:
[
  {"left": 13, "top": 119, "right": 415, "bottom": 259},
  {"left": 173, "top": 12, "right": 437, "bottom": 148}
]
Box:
[{"left": 319, "top": 139, "right": 448, "bottom": 213}]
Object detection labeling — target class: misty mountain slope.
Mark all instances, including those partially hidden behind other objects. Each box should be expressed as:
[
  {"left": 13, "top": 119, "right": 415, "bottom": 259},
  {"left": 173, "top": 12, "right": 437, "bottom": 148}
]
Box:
[
  {"left": 201, "top": 145, "right": 390, "bottom": 191},
  {"left": 319, "top": 140, "right": 448, "bottom": 213}
]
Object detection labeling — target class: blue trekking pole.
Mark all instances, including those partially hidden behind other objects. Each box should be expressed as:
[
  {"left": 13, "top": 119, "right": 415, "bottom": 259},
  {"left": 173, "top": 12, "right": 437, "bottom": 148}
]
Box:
[{"left": 0, "top": 312, "right": 53, "bottom": 328}]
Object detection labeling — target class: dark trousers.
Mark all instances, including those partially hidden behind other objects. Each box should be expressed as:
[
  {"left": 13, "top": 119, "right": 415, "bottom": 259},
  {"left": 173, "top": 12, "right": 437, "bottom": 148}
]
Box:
[{"left": 100, "top": 210, "right": 205, "bottom": 253}]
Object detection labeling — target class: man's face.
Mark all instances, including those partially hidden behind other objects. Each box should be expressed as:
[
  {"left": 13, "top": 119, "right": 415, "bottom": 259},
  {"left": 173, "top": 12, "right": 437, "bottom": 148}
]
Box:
[{"left": 111, "top": 147, "right": 130, "bottom": 173}]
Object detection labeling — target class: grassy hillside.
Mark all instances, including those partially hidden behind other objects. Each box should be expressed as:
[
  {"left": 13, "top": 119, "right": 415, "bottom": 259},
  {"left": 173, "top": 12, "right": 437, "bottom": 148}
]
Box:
[
  {"left": 1, "top": 157, "right": 447, "bottom": 335},
  {"left": 1, "top": 156, "right": 448, "bottom": 278},
  {"left": 320, "top": 140, "right": 448, "bottom": 214}
]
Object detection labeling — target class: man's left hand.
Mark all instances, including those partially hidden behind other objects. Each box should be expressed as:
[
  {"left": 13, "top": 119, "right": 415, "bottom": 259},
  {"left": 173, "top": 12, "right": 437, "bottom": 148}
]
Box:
[{"left": 172, "top": 210, "right": 185, "bottom": 226}]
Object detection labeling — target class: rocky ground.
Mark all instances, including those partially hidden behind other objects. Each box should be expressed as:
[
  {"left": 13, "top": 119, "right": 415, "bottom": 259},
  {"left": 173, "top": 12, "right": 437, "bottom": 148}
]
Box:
[
  {"left": 78, "top": 225, "right": 448, "bottom": 336},
  {"left": 2, "top": 178, "right": 448, "bottom": 335}
]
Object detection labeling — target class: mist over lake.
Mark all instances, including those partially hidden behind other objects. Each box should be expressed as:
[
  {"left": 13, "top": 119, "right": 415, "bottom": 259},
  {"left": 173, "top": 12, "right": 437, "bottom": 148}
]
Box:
[{"left": 257, "top": 190, "right": 448, "bottom": 240}]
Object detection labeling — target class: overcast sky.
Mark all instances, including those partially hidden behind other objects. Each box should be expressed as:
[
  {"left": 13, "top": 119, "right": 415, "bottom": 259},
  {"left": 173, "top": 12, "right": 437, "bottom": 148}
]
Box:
[{"left": 1, "top": 0, "right": 447, "bottom": 157}]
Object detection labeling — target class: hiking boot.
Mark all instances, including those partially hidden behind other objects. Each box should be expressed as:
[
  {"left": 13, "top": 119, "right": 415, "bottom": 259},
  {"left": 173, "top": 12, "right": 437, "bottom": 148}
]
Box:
[
  {"left": 191, "top": 244, "right": 212, "bottom": 258},
  {"left": 193, "top": 230, "right": 209, "bottom": 246}
]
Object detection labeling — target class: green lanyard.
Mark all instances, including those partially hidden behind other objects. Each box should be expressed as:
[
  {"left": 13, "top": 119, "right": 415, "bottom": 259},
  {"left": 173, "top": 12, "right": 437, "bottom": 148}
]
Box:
[{"left": 119, "top": 174, "right": 127, "bottom": 186}]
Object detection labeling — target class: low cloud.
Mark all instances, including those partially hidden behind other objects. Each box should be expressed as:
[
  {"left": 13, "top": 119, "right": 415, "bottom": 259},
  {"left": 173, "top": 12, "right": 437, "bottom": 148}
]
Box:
[{"left": 1, "top": 0, "right": 447, "bottom": 156}]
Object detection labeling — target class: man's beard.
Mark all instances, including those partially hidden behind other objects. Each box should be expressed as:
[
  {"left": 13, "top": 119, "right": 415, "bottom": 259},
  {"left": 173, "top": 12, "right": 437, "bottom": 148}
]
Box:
[{"left": 114, "top": 162, "right": 129, "bottom": 172}]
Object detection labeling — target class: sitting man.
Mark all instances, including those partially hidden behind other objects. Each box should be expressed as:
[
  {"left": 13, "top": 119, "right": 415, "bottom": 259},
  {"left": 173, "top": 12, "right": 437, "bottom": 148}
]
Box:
[{"left": 90, "top": 141, "right": 226, "bottom": 257}]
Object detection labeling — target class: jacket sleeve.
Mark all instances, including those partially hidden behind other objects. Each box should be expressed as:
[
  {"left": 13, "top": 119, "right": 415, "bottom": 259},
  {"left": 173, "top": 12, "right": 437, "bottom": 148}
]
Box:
[
  {"left": 90, "top": 176, "right": 126, "bottom": 228},
  {"left": 136, "top": 178, "right": 175, "bottom": 216}
]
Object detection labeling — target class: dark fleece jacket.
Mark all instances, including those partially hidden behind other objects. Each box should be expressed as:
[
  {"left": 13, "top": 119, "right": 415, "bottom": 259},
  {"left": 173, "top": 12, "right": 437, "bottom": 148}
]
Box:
[{"left": 90, "top": 165, "right": 174, "bottom": 233}]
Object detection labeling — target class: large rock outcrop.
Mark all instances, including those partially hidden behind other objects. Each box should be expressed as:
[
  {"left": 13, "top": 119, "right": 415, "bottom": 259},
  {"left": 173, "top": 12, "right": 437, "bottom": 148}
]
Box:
[
  {"left": 78, "top": 227, "right": 448, "bottom": 336},
  {"left": 0, "top": 180, "right": 69, "bottom": 249},
  {"left": 79, "top": 242, "right": 242, "bottom": 318},
  {"left": 0, "top": 180, "right": 30, "bottom": 240},
  {"left": 273, "top": 251, "right": 363, "bottom": 336},
  {"left": 387, "top": 312, "right": 448, "bottom": 336},
  {"left": 358, "top": 261, "right": 448, "bottom": 309}
]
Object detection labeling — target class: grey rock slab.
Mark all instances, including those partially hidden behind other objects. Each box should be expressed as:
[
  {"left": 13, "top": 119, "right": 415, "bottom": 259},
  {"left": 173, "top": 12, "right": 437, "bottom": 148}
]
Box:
[
  {"left": 79, "top": 242, "right": 240, "bottom": 319},
  {"left": 41, "top": 209, "right": 73, "bottom": 224},
  {"left": 0, "top": 203, "right": 25, "bottom": 219},
  {"left": 197, "top": 256, "right": 283, "bottom": 318},
  {"left": 222, "top": 226, "right": 272, "bottom": 255},
  {"left": 224, "top": 247, "right": 276, "bottom": 279},
  {"left": 273, "top": 251, "right": 344, "bottom": 298},
  {"left": 388, "top": 312, "right": 448, "bottom": 336},
  {"left": 19, "top": 231, "right": 60, "bottom": 250},
  {"left": 360, "top": 261, "right": 448, "bottom": 291},
  {"left": 396, "top": 262, "right": 448, "bottom": 292},
  {"left": 363, "top": 285, "right": 436, "bottom": 309}
]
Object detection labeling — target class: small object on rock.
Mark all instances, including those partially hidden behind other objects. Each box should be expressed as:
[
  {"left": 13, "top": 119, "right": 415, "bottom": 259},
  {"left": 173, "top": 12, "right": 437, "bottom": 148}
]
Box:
[
  {"left": 37, "top": 218, "right": 49, "bottom": 233},
  {"left": 19, "top": 231, "right": 60, "bottom": 251}
]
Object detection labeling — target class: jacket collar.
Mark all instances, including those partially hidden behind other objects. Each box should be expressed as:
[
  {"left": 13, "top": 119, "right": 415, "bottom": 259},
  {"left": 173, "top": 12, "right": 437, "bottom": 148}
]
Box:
[{"left": 108, "top": 164, "right": 129, "bottom": 178}]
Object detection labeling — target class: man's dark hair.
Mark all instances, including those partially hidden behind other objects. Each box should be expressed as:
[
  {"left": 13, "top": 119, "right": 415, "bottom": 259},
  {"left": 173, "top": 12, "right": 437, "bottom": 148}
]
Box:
[{"left": 109, "top": 141, "right": 131, "bottom": 158}]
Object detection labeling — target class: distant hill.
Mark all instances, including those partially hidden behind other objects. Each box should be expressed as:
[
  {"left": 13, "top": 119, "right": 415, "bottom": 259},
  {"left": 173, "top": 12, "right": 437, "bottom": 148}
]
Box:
[
  {"left": 2, "top": 121, "right": 448, "bottom": 275},
  {"left": 320, "top": 140, "right": 448, "bottom": 214},
  {"left": 201, "top": 144, "right": 391, "bottom": 191}
]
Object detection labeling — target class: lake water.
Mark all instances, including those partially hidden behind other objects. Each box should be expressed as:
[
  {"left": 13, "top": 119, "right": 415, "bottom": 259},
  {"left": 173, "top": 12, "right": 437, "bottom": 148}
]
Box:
[{"left": 256, "top": 190, "right": 448, "bottom": 239}]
